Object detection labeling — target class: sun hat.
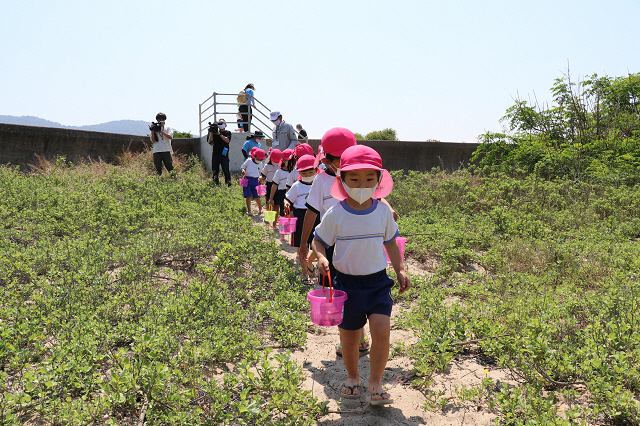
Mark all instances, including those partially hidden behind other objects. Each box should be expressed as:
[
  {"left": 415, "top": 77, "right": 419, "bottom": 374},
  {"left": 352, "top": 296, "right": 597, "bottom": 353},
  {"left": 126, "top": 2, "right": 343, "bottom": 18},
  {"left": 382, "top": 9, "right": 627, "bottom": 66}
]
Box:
[
  {"left": 250, "top": 147, "right": 257, "bottom": 155},
  {"left": 269, "top": 148, "right": 282, "bottom": 164},
  {"left": 253, "top": 148, "right": 266, "bottom": 161},
  {"left": 320, "top": 127, "right": 357, "bottom": 156},
  {"left": 330, "top": 145, "right": 393, "bottom": 201},
  {"left": 294, "top": 143, "right": 314, "bottom": 159},
  {"left": 281, "top": 149, "right": 294, "bottom": 161},
  {"left": 269, "top": 111, "right": 282, "bottom": 121},
  {"left": 252, "top": 130, "right": 265, "bottom": 139},
  {"left": 245, "top": 83, "right": 255, "bottom": 89},
  {"left": 296, "top": 154, "right": 316, "bottom": 172}
]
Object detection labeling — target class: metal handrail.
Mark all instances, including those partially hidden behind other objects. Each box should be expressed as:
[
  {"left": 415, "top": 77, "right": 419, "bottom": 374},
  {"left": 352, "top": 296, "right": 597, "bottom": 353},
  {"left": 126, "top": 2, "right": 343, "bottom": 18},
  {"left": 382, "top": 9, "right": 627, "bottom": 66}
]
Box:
[{"left": 198, "top": 92, "right": 302, "bottom": 141}]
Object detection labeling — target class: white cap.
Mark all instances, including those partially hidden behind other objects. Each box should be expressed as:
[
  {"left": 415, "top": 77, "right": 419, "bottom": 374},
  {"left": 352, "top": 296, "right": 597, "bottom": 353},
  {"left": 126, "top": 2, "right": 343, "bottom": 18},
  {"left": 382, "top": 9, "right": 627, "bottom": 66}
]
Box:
[{"left": 269, "top": 111, "right": 282, "bottom": 121}]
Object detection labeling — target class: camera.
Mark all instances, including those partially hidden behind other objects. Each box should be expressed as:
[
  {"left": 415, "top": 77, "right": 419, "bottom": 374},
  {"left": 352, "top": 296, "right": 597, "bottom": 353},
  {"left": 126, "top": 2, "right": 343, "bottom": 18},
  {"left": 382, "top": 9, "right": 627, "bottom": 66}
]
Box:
[
  {"left": 208, "top": 122, "right": 220, "bottom": 134},
  {"left": 149, "top": 121, "right": 162, "bottom": 132}
]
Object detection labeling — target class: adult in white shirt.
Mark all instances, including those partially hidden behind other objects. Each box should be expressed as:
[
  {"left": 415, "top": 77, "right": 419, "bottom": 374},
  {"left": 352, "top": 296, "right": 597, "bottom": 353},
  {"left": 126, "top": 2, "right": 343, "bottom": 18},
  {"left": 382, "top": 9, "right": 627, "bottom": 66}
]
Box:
[
  {"left": 270, "top": 110, "right": 298, "bottom": 151},
  {"left": 149, "top": 112, "right": 174, "bottom": 175}
]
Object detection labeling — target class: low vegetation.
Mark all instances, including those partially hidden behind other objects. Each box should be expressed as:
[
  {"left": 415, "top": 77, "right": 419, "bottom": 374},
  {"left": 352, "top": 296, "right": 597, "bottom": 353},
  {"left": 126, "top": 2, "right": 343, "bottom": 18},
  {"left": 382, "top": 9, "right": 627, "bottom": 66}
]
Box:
[{"left": 0, "top": 153, "right": 327, "bottom": 425}]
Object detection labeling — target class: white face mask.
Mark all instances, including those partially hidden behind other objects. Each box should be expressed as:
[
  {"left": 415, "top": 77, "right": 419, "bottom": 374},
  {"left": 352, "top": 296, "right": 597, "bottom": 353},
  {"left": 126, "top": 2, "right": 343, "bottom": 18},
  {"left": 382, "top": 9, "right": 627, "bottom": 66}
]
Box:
[
  {"left": 301, "top": 174, "right": 316, "bottom": 183},
  {"left": 273, "top": 119, "right": 282, "bottom": 126},
  {"left": 218, "top": 123, "right": 226, "bottom": 130},
  {"left": 343, "top": 183, "right": 377, "bottom": 205}
]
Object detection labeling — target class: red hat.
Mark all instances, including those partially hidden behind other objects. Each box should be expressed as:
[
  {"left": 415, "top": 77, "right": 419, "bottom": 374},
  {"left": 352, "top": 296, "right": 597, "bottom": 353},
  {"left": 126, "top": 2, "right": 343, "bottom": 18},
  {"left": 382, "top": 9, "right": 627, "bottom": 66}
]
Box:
[
  {"left": 269, "top": 148, "right": 282, "bottom": 163},
  {"left": 320, "top": 127, "right": 357, "bottom": 156},
  {"left": 294, "top": 143, "right": 314, "bottom": 159},
  {"left": 281, "top": 149, "right": 294, "bottom": 161},
  {"left": 296, "top": 154, "right": 316, "bottom": 172},
  {"left": 253, "top": 148, "right": 266, "bottom": 161},
  {"left": 330, "top": 145, "right": 393, "bottom": 201},
  {"left": 250, "top": 147, "right": 257, "bottom": 155}
]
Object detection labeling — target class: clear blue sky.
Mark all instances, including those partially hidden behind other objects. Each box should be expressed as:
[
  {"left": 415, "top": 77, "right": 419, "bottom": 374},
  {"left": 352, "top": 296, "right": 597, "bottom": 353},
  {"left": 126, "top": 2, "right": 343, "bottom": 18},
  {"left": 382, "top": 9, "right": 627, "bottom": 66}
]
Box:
[{"left": 1, "top": 0, "right": 639, "bottom": 142}]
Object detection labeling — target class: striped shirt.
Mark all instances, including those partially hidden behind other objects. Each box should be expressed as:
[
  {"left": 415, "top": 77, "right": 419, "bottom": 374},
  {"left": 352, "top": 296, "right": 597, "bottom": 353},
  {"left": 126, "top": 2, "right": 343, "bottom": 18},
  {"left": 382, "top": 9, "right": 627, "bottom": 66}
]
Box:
[{"left": 314, "top": 200, "right": 399, "bottom": 276}]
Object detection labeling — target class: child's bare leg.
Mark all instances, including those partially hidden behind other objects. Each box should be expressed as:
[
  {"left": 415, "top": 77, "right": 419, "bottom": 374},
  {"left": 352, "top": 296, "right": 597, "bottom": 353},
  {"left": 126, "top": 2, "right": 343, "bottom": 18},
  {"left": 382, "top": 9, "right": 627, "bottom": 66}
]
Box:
[
  {"left": 339, "top": 327, "right": 361, "bottom": 396},
  {"left": 338, "top": 327, "right": 368, "bottom": 355},
  {"left": 367, "top": 314, "right": 392, "bottom": 401},
  {"left": 255, "top": 197, "right": 262, "bottom": 214},
  {"left": 245, "top": 197, "right": 253, "bottom": 215}
]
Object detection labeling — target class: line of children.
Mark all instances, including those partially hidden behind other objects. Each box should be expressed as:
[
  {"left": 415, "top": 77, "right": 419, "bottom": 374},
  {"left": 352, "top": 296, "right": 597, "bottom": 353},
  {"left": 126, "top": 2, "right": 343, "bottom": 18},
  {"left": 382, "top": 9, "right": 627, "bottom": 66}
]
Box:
[
  {"left": 241, "top": 147, "right": 265, "bottom": 216},
  {"left": 311, "top": 144, "right": 410, "bottom": 405},
  {"left": 284, "top": 154, "right": 320, "bottom": 284}
]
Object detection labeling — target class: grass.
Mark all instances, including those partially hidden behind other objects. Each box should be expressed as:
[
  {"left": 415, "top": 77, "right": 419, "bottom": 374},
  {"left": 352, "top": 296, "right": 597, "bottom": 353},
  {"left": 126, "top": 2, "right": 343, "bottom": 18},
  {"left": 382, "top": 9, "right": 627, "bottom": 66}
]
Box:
[
  {"left": 1, "top": 152, "right": 639, "bottom": 424},
  {"left": 0, "top": 152, "right": 327, "bottom": 425},
  {"left": 387, "top": 169, "right": 640, "bottom": 425}
]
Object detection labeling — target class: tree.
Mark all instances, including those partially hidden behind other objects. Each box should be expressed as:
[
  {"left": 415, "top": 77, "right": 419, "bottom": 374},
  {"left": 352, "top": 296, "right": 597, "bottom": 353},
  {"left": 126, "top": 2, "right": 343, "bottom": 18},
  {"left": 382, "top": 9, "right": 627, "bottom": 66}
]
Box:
[
  {"left": 365, "top": 128, "right": 398, "bottom": 141},
  {"left": 473, "top": 71, "right": 640, "bottom": 184},
  {"left": 173, "top": 131, "right": 193, "bottom": 138}
]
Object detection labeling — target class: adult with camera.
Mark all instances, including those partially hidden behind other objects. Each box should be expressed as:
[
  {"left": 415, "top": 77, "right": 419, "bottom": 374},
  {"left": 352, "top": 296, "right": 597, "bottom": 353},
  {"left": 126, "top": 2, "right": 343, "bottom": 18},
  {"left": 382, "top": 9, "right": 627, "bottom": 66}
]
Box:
[
  {"left": 149, "top": 112, "right": 174, "bottom": 175},
  {"left": 238, "top": 83, "right": 255, "bottom": 132},
  {"left": 208, "top": 118, "right": 232, "bottom": 186},
  {"left": 270, "top": 111, "right": 298, "bottom": 151}
]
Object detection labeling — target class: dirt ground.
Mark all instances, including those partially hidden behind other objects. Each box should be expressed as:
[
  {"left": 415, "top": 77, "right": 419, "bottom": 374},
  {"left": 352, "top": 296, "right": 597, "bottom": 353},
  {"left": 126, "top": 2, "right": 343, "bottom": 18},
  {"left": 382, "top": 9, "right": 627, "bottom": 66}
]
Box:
[{"left": 249, "top": 215, "right": 516, "bottom": 425}]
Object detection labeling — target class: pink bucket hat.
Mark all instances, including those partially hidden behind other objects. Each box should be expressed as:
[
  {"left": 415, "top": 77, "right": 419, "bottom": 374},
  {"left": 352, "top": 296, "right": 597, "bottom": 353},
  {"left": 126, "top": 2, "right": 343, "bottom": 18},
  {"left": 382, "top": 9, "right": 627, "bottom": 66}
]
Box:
[
  {"left": 294, "top": 143, "right": 314, "bottom": 159},
  {"left": 330, "top": 145, "right": 393, "bottom": 201},
  {"left": 296, "top": 154, "right": 316, "bottom": 172},
  {"left": 269, "top": 148, "right": 282, "bottom": 164},
  {"left": 320, "top": 127, "right": 357, "bottom": 156},
  {"left": 252, "top": 148, "right": 266, "bottom": 161},
  {"left": 279, "top": 148, "right": 294, "bottom": 167}
]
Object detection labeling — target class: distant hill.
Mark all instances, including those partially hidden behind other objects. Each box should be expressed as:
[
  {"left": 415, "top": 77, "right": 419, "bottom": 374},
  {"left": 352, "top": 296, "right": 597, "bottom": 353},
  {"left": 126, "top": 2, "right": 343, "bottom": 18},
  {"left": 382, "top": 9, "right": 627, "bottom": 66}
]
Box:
[{"left": 0, "top": 115, "right": 165, "bottom": 136}]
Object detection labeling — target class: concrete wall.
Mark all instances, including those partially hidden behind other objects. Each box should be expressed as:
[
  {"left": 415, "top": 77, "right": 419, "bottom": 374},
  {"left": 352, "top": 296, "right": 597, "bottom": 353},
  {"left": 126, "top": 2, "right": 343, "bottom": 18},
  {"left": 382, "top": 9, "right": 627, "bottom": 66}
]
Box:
[
  {"left": 0, "top": 123, "right": 197, "bottom": 167},
  {"left": 1, "top": 123, "right": 479, "bottom": 172}
]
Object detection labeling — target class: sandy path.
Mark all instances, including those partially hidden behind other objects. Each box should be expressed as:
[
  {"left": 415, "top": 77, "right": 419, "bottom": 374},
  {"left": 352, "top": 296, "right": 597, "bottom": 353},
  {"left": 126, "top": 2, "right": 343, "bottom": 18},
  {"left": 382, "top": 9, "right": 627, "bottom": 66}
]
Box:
[{"left": 250, "top": 216, "right": 512, "bottom": 425}]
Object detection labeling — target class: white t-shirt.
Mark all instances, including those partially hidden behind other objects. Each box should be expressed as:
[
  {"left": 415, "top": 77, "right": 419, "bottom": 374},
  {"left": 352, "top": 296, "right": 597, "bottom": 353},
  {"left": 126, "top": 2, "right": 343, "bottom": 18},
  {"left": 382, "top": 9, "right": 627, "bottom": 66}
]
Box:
[
  {"left": 272, "top": 168, "right": 290, "bottom": 190},
  {"left": 286, "top": 168, "right": 299, "bottom": 187},
  {"left": 285, "top": 181, "right": 313, "bottom": 209},
  {"left": 314, "top": 200, "right": 399, "bottom": 276},
  {"left": 305, "top": 170, "right": 339, "bottom": 220},
  {"left": 261, "top": 163, "right": 278, "bottom": 182},
  {"left": 152, "top": 126, "right": 173, "bottom": 153},
  {"left": 241, "top": 158, "right": 263, "bottom": 178}
]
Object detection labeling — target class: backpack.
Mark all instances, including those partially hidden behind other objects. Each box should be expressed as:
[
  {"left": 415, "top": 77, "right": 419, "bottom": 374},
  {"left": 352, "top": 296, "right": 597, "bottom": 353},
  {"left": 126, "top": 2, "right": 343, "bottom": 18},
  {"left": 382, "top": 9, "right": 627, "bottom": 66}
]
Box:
[{"left": 237, "top": 90, "right": 247, "bottom": 103}]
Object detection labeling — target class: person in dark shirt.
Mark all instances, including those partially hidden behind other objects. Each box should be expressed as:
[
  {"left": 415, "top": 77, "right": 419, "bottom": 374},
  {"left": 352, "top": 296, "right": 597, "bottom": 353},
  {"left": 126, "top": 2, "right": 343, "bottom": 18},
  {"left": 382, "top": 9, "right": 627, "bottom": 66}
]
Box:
[
  {"left": 208, "top": 119, "right": 232, "bottom": 185},
  {"left": 296, "top": 124, "right": 308, "bottom": 141}
]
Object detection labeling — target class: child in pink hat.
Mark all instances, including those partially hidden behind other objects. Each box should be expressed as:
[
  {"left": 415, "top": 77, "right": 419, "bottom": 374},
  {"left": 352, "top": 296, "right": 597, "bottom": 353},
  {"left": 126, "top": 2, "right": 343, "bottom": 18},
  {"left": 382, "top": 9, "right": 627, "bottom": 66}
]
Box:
[
  {"left": 261, "top": 149, "right": 282, "bottom": 212},
  {"left": 268, "top": 148, "right": 296, "bottom": 232},
  {"left": 299, "top": 128, "right": 371, "bottom": 356},
  {"left": 284, "top": 154, "right": 319, "bottom": 284},
  {"left": 312, "top": 145, "right": 410, "bottom": 406},
  {"left": 241, "top": 148, "right": 265, "bottom": 216}
]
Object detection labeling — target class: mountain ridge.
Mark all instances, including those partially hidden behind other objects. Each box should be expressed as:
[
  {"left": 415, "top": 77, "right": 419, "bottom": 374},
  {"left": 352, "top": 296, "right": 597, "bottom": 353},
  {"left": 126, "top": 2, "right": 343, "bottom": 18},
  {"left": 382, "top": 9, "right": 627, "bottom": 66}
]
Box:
[{"left": 0, "top": 115, "right": 184, "bottom": 136}]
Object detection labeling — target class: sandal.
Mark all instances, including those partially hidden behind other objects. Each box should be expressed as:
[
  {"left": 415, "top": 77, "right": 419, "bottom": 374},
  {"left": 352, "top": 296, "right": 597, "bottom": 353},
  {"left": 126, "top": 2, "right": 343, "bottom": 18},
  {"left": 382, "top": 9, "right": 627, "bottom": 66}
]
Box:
[
  {"left": 306, "top": 266, "right": 317, "bottom": 278},
  {"left": 369, "top": 391, "right": 394, "bottom": 406},
  {"left": 302, "top": 276, "right": 314, "bottom": 286},
  {"left": 335, "top": 343, "right": 343, "bottom": 357},
  {"left": 341, "top": 384, "right": 360, "bottom": 399}
]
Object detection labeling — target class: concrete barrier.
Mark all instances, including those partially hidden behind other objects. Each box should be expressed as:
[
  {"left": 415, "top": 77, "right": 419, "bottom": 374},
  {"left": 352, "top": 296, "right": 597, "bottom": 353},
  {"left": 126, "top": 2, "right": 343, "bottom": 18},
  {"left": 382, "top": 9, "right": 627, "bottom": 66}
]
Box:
[
  {"left": 2, "top": 123, "right": 479, "bottom": 172},
  {"left": 0, "top": 123, "right": 197, "bottom": 168}
]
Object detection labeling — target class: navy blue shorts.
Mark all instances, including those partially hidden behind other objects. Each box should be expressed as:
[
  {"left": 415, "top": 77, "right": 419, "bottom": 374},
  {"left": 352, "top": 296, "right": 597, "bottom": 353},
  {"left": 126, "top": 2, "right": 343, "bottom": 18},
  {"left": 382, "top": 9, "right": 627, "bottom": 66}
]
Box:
[
  {"left": 242, "top": 176, "right": 259, "bottom": 198},
  {"left": 333, "top": 269, "right": 394, "bottom": 331}
]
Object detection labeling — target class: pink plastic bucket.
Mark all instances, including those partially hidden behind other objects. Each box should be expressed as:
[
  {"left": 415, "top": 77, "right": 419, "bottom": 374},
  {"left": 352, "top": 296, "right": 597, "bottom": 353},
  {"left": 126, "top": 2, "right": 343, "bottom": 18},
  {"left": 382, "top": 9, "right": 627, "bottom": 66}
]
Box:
[
  {"left": 278, "top": 217, "right": 298, "bottom": 234},
  {"left": 384, "top": 237, "right": 407, "bottom": 263},
  {"left": 307, "top": 288, "right": 348, "bottom": 326},
  {"left": 239, "top": 178, "right": 249, "bottom": 187},
  {"left": 256, "top": 184, "right": 267, "bottom": 196}
]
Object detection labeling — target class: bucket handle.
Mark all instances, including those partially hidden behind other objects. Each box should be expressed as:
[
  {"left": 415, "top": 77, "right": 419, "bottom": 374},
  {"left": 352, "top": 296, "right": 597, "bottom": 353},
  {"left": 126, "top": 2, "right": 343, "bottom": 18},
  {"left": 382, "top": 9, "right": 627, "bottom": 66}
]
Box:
[{"left": 321, "top": 270, "right": 333, "bottom": 302}]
